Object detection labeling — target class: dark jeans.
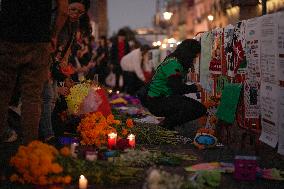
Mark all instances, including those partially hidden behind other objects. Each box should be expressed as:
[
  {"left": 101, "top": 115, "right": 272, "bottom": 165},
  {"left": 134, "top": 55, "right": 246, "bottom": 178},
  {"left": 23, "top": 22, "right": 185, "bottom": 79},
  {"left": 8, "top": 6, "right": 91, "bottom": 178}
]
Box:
[
  {"left": 113, "top": 64, "right": 123, "bottom": 90},
  {"left": 147, "top": 95, "right": 207, "bottom": 129},
  {"left": 39, "top": 81, "right": 56, "bottom": 140},
  {"left": 123, "top": 71, "right": 145, "bottom": 96},
  {"left": 0, "top": 41, "right": 50, "bottom": 144}
]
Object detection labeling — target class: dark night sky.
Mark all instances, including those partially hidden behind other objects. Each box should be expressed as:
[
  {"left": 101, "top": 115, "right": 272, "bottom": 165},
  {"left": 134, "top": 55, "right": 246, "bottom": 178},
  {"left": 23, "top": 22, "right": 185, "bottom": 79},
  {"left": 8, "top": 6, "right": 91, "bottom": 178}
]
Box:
[{"left": 108, "top": 0, "right": 156, "bottom": 36}]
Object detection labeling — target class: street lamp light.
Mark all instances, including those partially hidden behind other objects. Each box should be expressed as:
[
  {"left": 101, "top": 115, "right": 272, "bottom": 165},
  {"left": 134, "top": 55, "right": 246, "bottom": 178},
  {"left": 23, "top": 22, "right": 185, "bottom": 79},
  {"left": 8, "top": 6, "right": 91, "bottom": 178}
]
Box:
[
  {"left": 156, "top": 41, "right": 162, "bottom": 46},
  {"left": 207, "top": 14, "right": 214, "bottom": 21},
  {"left": 163, "top": 11, "right": 173, "bottom": 20}
]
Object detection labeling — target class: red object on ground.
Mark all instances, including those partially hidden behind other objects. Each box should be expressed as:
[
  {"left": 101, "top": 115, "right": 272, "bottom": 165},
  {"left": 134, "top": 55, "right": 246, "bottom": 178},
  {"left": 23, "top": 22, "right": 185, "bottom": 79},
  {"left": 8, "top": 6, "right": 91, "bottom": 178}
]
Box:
[{"left": 96, "top": 88, "right": 112, "bottom": 116}]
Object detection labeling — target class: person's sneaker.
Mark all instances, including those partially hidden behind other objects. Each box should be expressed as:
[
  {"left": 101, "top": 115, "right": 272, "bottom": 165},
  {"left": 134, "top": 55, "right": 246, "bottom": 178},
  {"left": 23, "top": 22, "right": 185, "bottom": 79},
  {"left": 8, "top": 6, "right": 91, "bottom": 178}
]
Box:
[{"left": 2, "top": 129, "right": 18, "bottom": 143}]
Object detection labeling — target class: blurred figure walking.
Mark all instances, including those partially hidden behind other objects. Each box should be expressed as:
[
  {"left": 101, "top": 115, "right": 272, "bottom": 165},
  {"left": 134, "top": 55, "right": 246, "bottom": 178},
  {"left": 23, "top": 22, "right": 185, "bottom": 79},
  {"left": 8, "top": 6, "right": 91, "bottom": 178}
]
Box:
[{"left": 110, "top": 29, "right": 130, "bottom": 91}]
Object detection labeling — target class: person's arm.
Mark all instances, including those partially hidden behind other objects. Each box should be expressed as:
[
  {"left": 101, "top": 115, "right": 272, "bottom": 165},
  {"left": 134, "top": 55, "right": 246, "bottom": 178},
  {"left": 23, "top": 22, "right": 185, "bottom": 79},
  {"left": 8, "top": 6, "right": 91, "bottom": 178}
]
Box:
[
  {"left": 167, "top": 74, "right": 198, "bottom": 95},
  {"left": 51, "top": 0, "right": 68, "bottom": 50}
]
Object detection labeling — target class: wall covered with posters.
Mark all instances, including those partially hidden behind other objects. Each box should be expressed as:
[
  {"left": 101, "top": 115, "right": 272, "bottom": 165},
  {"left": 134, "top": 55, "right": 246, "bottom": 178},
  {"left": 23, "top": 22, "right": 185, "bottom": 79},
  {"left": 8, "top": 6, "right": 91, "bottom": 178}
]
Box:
[{"left": 196, "top": 11, "right": 284, "bottom": 155}]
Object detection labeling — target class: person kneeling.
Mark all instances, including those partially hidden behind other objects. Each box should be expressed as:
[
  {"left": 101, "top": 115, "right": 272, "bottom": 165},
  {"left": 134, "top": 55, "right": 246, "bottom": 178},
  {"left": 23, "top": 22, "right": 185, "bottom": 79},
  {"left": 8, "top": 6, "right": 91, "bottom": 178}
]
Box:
[{"left": 146, "top": 39, "right": 207, "bottom": 129}]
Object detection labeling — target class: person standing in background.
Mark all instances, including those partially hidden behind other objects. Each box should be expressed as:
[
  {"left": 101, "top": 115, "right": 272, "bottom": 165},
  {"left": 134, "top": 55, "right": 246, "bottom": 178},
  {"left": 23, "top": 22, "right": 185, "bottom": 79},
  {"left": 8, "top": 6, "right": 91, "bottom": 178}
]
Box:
[
  {"left": 40, "top": 0, "right": 89, "bottom": 145},
  {"left": 93, "top": 36, "right": 109, "bottom": 85},
  {"left": 0, "top": 0, "right": 68, "bottom": 144},
  {"left": 110, "top": 29, "right": 130, "bottom": 91},
  {"left": 121, "top": 45, "right": 150, "bottom": 95}
]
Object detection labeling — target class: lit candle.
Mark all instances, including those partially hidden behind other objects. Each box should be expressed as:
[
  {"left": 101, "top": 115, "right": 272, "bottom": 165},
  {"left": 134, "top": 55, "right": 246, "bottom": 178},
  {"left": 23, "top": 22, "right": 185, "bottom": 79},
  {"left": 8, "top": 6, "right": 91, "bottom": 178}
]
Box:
[
  {"left": 127, "top": 134, "right": 136, "bottom": 148},
  {"left": 70, "top": 142, "right": 79, "bottom": 158},
  {"left": 116, "top": 90, "right": 120, "bottom": 94},
  {"left": 108, "top": 132, "right": 117, "bottom": 149},
  {"left": 108, "top": 89, "right": 113, "bottom": 94},
  {"left": 79, "top": 175, "right": 88, "bottom": 189}
]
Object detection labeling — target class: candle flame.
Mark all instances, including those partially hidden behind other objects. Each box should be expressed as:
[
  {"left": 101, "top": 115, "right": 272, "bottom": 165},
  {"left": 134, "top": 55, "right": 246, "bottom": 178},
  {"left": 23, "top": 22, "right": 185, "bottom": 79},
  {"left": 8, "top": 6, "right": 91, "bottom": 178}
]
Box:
[
  {"left": 108, "top": 132, "right": 117, "bottom": 139},
  {"left": 80, "top": 175, "right": 85, "bottom": 179},
  {"left": 127, "top": 134, "right": 135, "bottom": 140}
]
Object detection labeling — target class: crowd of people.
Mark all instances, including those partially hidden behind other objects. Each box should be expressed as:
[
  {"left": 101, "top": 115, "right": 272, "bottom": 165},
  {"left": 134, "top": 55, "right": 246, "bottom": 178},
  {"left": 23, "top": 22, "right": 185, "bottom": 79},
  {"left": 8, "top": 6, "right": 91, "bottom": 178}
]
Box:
[
  {"left": 0, "top": 0, "right": 208, "bottom": 182},
  {"left": 0, "top": 0, "right": 154, "bottom": 147}
]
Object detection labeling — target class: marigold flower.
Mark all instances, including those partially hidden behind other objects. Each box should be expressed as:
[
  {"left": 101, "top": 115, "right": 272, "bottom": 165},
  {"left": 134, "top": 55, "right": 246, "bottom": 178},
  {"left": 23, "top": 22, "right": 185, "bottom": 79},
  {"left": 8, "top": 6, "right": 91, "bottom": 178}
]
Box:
[
  {"left": 113, "top": 119, "right": 121, "bottom": 125},
  {"left": 38, "top": 176, "right": 48, "bottom": 185},
  {"left": 63, "top": 175, "right": 72, "bottom": 184},
  {"left": 107, "top": 114, "right": 115, "bottom": 124},
  {"left": 60, "top": 147, "right": 71, "bottom": 156},
  {"left": 9, "top": 141, "right": 70, "bottom": 185},
  {"left": 126, "top": 119, "right": 134, "bottom": 128},
  {"left": 78, "top": 112, "right": 133, "bottom": 146},
  {"left": 10, "top": 174, "right": 19, "bottom": 182},
  {"left": 51, "top": 163, "right": 63, "bottom": 174},
  {"left": 122, "top": 128, "right": 128, "bottom": 136}
]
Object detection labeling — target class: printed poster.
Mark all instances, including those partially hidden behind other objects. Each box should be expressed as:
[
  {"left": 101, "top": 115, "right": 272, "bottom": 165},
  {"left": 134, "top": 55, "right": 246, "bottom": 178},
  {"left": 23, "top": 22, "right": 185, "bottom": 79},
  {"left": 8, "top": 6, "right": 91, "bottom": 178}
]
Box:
[
  {"left": 276, "top": 12, "right": 284, "bottom": 155},
  {"left": 277, "top": 11, "right": 284, "bottom": 86},
  {"left": 260, "top": 13, "right": 278, "bottom": 84},
  {"left": 277, "top": 86, "right": 284, "bottom": 155},
  {"left": 244, "top": 17, "right": 261, "bottom": 118},
  {"left": 259, "top": 82, "right": 279, "bottom": 148},
  {"left": 200, "top": 32, "right": 214, "bottom": 92}
]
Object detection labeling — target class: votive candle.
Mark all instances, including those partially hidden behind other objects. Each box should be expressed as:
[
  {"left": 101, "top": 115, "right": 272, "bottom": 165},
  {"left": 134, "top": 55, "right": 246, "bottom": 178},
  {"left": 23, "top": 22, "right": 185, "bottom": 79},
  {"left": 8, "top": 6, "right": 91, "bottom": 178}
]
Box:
[
  {"left": 79, "top": 175, "right": 88, "bottom": 189},
  {"left": 127, "top": 134, "right": 136, "bottom": 148},
  {"left": 108, "top": 132, "right": 117, "bottom": 149}
]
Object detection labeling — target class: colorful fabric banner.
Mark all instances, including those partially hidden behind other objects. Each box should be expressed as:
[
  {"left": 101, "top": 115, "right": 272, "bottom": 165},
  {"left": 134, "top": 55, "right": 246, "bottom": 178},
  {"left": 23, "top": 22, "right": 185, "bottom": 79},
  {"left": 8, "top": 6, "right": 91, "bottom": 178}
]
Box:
[{"left": 209, "top": 28, "right": 223, "bottom": 75}]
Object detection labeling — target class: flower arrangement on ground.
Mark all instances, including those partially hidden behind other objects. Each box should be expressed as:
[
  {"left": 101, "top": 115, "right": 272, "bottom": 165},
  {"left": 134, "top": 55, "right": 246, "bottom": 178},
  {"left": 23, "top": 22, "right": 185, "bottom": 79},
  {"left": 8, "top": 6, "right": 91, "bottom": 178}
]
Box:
[
  {"left": 10, "top": 141, "right": 72, "bottom": 185},
  {"left": 66, "top": 82, "right": 90, "bottom": 114},
  {"left": 9, "top": 141, "right": 143, "bottom": 186},
  {"left": 77, "top": 112, "right": 134, "bottom": 146}
]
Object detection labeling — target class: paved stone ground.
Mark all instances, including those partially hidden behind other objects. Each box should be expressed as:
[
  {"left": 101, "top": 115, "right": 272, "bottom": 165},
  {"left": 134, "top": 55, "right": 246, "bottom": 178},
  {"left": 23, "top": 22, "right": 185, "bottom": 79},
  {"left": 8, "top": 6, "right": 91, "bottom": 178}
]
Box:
[{"left": 1, "top": 121, "right": 284, "bottom": 189}]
